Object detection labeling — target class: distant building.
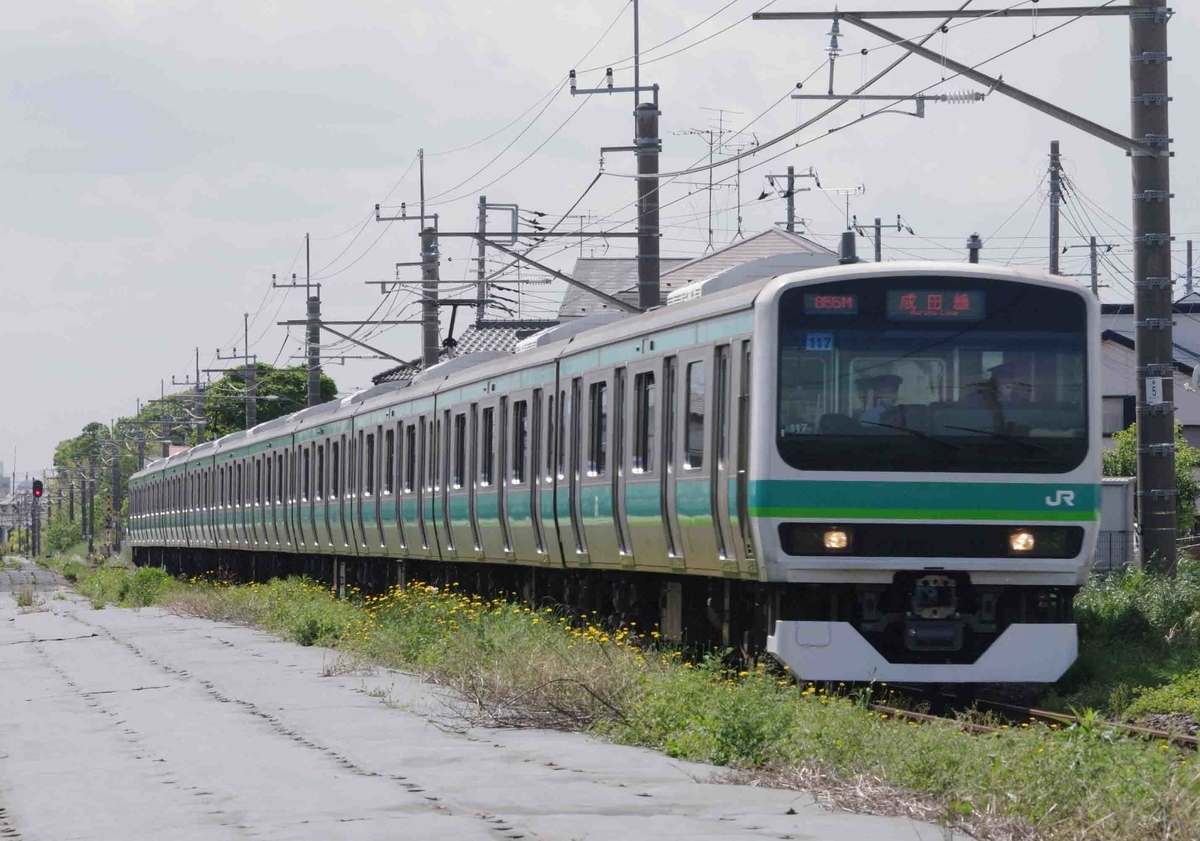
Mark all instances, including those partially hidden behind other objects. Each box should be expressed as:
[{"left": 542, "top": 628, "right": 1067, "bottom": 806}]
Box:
[
  {"left": 371, "top": 228, "right": 836, "bottom": 385},
  {"left": 557, "top": 229, "right": 833, "bottom": 319},
  {"left": 1099, "top": 300, "right": 1200, "bottom": 450}
]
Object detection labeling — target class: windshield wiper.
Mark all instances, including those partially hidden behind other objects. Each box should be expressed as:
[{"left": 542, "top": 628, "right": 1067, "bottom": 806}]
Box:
[
  {"left": 942, "top": 424, "right": 1048, "bottom": 453},
  {"left": 858, "top": 420, "right": 962, "bottom": 451}
]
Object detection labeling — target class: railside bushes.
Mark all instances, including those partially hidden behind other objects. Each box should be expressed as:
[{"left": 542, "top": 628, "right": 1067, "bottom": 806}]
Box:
[{"left": 1052, "top": 559, "right": 1200, "bottom": 716}]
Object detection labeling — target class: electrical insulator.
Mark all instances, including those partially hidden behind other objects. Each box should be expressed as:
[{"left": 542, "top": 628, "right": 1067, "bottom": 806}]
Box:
[{"left": 940, "top": 90, "right": 984, "bottom": 104}]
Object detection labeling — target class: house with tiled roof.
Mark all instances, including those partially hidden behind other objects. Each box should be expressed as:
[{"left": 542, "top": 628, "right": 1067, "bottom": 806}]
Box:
[{"left": 556, "top": 229, "right": 834, "bottom": 319}]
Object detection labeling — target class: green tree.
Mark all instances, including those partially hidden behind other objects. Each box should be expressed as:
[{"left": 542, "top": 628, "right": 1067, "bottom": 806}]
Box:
[
  {"left": 1102, "top": 421, "right": 1200, "bottom": 533},
  {"left": 204, "top": 363, "right": 337, "bottom": 440},
  {"left": 44, "top": 509, "right": 82, "bottom": 554}
]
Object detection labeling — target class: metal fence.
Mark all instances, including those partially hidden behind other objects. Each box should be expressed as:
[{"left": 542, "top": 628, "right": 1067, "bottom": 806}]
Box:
[{"left": 1094, "top": 531, "right": 1135, "bottom": 572}]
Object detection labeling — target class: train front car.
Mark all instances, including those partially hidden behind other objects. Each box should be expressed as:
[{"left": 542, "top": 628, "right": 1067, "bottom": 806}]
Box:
[{"left": 754, "top": 263, "right": 1100, "bottom": 683}]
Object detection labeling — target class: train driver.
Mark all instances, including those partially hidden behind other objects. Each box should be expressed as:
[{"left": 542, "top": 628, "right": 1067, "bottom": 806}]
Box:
[{"left": 860, "top": 374, "right": 903, "bottom": 425}]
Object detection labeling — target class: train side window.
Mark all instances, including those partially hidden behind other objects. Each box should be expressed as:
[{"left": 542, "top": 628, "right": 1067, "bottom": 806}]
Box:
[
  {"left": 558, "top": 389, "right": 570, "bottom": 479},
  {"left": 442, "top": 411, "right": 452, "bottom": 496},
  {"left": 512, "top": 400, "right": 528, "bottom": 484},
  {"left": 633, "top": 372, "right": 656, "bottom": 473},
  {"left": 384, "top": 429, "right": 395, "bottom": 495},
  {"left": 453, "top": 413, "right": 467, "bottom": 488},
  {"left": 303, "top": 448, "right": 311, "bottom": 501},
  {"left": 264, "top": 458, "right": 271, "bottom": 505},
  {"left": 432, "top": 418, "right": 441, "bottom": 491},
  {"left": 685, "top": 361, "right": 705, "bottom": 470},
  {"left": 546, "top": 394, "right": 555, "bottom": 482},
  {"left": 219, "top": 467, "right": 225, "bottom": 506},
  {"left": 404, "top": 424, "right": 417, "bottom": 492},
  {"left": 277, "top": 454, "right": 285, "bottom": 504},
  {"left": 481, "top": 407, "right": 495, "bottom": 486},
  {"left": 236, "top": 463, "right": 243, "bottom": 507},
  {"left": 714, "top": 346, "right": 730, "bottom": 468},
  {"left": 334, "top": 440, "right": 344, "bottom": 498},
  {"left": 316, "top": 445, "right": 325, "bottom": 500},
  {"left": 588, "top": 382, "right": 608, "bottom": 476},
  {"left": 365, "top": 432, "right": 375, "bottom": 497}
]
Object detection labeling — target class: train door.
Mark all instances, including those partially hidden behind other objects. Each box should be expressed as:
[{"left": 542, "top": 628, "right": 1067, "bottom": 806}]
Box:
[
  {"left": 437, "top": 409, "right": 459, "bottom": 559},
  {"left": 475, "top": 401, "right": 503, "bottom": 559},
  {"left": 625, "top": 358, "right": 675, "bottom": 570},
  {"left": 446, "top": 408, "right": 476, "bottom": 558},
  {"left": 506, "top": 391, "right": 540, "bottom": 564},
  {"left": 554, "top": 380, "right": 589, "bottom": 565},
  {"left": 232, "top": 461, "right": 243, "bottom": 547},
  {"left": 674, "top": 347, "right": 722, "bottom": 574},
  {"left": 579, "top": 371, "right": 618, "bottom": 567},
  {"left": 312, "top": 441, "right": 327, "bottom": 550},
  {"left": 611, "top": 368, "right": 633, "bottom": 566},
  {"left": 251, "top": 457, "right": 262, "bottom": 549},
  {"left": 467, "top": 405, "right": 483, "bottom": 558},
  {"left": 400, "top": 421, "right": 422, "bottom": 555},
  {"left": 710, "top": 344, "right": 738, "bottom": 571},
  {"left": 528, "top": 388, "right": 549, "bottom": 563},
  {"left": 537, "top": 387, "right": 562, "bottom": 566},
  {"left": 349, "top": 431, "right": 365, "bottom": 551},
  {"left": 337, "top": 435, "right": 353, "bottom": 551},
  {"left": 381, "top": 423, "right": 402, "bottom": 556},
  {"left": 731, "top": 339, "right": 756, "bottom": 575},
  {"left": 412, "top": 417, "right": 431, "bottom": 555},
  {"left": 370, "top": 424, "right": 386, "bottom": 552},
  {"left": 496, "top": 399, "right": 512, "bottom": 559}
]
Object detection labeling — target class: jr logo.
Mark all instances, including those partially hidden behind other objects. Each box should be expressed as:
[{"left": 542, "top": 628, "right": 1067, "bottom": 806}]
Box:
[{"left": 1045, "top": 490, "right": 1076, "bottom": 507}]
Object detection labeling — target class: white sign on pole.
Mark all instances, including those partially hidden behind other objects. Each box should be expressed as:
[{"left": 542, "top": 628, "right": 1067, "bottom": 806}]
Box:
[{"left": 1146, "top": 376, "right": 1164, "bottom": 405}]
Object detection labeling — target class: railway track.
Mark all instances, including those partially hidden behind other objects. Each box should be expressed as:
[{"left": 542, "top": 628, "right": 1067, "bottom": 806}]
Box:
[{"left": 868, "top": 688, "right": 1198, "bottom": 748}]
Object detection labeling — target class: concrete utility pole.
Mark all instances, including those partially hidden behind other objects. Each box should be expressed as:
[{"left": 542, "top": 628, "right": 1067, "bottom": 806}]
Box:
[
  {"left": 68, "top": 478, "right": 74, "bottom": 524},
  {"left": 244, "top": 313, "right": 257, "bottom": 429},
  {"left": 110, "top": 429, "right": 121, "bottom": 552},
  {"left": 570, "top": 0, "right": 661, "bottom": 310},
  {"left": 1187, "top": 239, "right": 1193, "bottom": 296},
  {"left": 1091, "top": 236, "right": 1100, "bottom": 297},
  {"left": 874, "top": 217, "right": 883, "bottom": 262},
  {"left": 1130, "top": 0, "right": 1176, "bottom": 572},
  {"left": 635, "top": 101, "right": 660, "bottom": 310},
  {"left": 421, "top": 226, "right": 440, "bottom": 367},
  {"left": 306, "top": 233, "right": 322, "bottom": 407},
  {"left": 477, "top": 195, "right": 488, "bottom": 325},
  {"left": 31, "top": 493, "right": 39, "bottom": 558},
  {"left": 967, "top": 233, "right": 982, "bottom": 264},
  {"left": 87, "top": 447, "right": 95, "bottom": 556},
  {"left": 1049, "top": 140, "right": 1062, "bottom": 275},
  {"left": 194, "top": 348, "right": 206, "bottom": 443},
  {"left": 785, "top": 167, "right": 796, "bottom": 232}
]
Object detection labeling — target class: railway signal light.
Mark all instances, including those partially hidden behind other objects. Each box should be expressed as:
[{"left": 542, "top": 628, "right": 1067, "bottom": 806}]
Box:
[{"left": 31, "top": 479, "right": 43, "bottom": 499}]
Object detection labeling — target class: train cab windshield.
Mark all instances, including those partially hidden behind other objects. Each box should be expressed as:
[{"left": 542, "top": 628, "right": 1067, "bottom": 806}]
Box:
[{"left": 776, "top": 277, "right": 1089, "bottom": 474}]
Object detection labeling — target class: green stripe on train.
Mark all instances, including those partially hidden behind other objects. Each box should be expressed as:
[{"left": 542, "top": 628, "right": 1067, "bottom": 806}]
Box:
[{"left": 747, "top": 480, "right": 1100, "bottom": 522}]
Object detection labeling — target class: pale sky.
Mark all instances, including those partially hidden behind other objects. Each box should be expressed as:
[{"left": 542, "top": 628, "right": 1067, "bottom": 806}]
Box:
[{"left": 3, "top": 0, "right": 1198, "bottom": 473}]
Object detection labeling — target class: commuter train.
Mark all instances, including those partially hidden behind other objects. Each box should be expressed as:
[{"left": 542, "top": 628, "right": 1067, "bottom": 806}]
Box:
[{"left": 129, "top": 261, "right": 1101, "bottom": 683}]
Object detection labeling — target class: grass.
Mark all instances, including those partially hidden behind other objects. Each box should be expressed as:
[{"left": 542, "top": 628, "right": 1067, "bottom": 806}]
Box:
[
  {"left": 1048, "top": 558, "right": 1200, "bottom": 720},
  {"left": 15, "top": 585, "right": 35, "bottom": 608}
]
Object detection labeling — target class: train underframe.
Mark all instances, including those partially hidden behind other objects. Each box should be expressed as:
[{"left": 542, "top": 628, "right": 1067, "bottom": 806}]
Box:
[{"left": 132, "top": 546, "right": 1078, "bottom": 682}]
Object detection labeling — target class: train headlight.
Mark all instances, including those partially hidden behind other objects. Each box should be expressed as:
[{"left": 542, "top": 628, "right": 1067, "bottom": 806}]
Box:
[
  {"left": 1009, "top": 529, "right": 1036, "bottom": 553},
  {"left": 823, "top": 528, "right": 850, "bottom": 550}
]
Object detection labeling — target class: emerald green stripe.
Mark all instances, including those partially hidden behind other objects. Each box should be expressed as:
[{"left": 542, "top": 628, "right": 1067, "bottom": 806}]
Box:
[{"left": 749, "top": 506, "right": 1097, "bottom": 522}]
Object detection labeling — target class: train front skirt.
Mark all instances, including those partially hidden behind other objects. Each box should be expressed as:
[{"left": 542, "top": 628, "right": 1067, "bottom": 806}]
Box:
[{"left": 767, "top": 621, "right": 1078, "bottom": 683}]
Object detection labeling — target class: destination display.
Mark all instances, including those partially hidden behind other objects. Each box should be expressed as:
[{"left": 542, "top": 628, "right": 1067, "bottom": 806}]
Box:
[
  {"left": 804, "top": 293, "right": 859, "bottom": 315},
  {"left": 886, "top": 289, "right": 986, "bottom": 321}
]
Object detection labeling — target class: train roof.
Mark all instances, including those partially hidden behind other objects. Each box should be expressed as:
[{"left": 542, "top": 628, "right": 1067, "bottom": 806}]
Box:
[{"left": 131, "top": 261, "right": 1084, "bottom": 480}]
